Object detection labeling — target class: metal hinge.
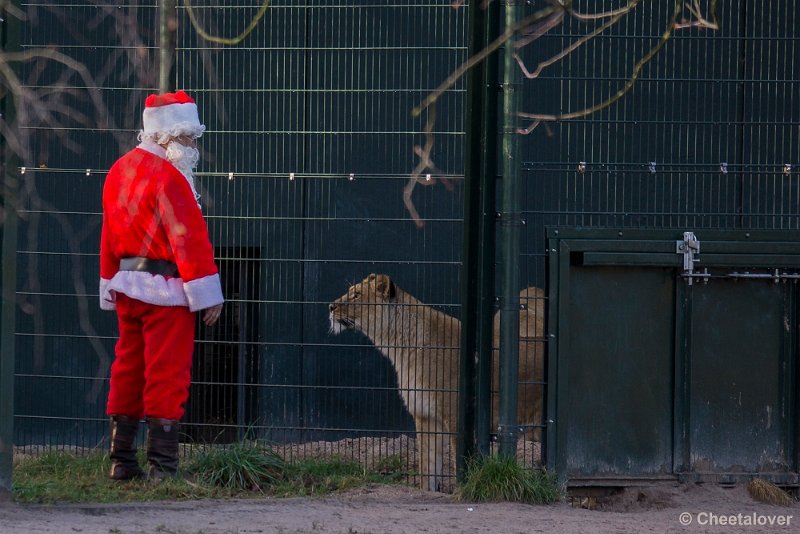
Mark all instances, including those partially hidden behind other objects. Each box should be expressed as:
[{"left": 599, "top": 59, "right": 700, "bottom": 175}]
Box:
[{"left": 677, "top": 232, "right": 701, "bottom": 285}]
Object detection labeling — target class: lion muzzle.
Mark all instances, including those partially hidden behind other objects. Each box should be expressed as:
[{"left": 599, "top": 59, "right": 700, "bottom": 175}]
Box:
[{"left": 328, "top": 303, "right": 355, "bottom": 334}]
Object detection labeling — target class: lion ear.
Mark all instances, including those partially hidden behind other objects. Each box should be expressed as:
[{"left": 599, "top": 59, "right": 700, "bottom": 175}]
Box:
[{"left": 375, "top": 274, "right": 397, "bottom": 301}]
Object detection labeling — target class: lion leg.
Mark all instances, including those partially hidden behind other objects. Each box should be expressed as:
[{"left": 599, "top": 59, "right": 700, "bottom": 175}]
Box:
[
  {"left": 432, "top": 428, "right": 445, "bottom": 492},
  {"left": 415, "top": 424, "right": 429, "bottom": 491},
  {"left": 448, "top": 431, "right": 458, "bottom": 491},
  {"left": 415, "top": 416, "right": 446, "bottom": 491}
]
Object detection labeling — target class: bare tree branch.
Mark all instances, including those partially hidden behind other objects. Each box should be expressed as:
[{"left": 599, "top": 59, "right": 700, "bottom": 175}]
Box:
[
  {"left": 405, "top": 105, "right": 453, "bottom": 229},
  {"left": 183, "top": 0, "right": 271, "bottom": 46},
  {"left": 570, "top": 0, "right": 641, "bottom": 21},
  {"left": 0, "top": 47, "right": 125, "bottom": 152},
  {"left": 675, "top": 0, "right": 719, "bottom": 30},
  {"left": 0, "top": 3, "right": 155, "bottom": 392},
  {"left": 411, "top": 1, "right": 565, "bottom": 119},
  {"left": 514, "top": 1, "right": 639, "bottom": 80},
  {"left": 405, "top": 0, "right": 720, "bottom": 223},
  {"left": 516, "top": 0, "right": 687, "bottom": 130}
]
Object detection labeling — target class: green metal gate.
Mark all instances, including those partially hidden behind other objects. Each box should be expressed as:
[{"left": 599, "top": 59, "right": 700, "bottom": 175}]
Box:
[{"left": 548, "top": 228, "right": 800, "bottom": 486}]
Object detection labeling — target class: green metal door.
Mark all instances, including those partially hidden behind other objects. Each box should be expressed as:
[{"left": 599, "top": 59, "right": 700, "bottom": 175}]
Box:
[
  {"left": 548, "top": 228, "right": 800, "bottom": 486},
  {"left": 683, "top": 279, "right": 794, "bottom": 482}
]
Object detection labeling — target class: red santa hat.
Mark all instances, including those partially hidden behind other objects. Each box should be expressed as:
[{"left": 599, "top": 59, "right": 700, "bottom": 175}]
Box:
[{"left": 141, "top": 90, "right": 206, "bottom": 141}]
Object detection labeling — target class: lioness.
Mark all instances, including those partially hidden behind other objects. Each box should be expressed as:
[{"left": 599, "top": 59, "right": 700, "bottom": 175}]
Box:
[{"left": 329, "top": 273, "right": 545, "bottom": 492}]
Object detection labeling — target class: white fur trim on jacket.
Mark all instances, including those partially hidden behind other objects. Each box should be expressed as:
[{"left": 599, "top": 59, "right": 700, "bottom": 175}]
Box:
[
  {"left": 100, "top": 271, "right": 189, "bottom": 309},
  {"left": 184, "top": 274, "right": 225, "bottom": 312},
  {"left": 100, "top": 272, "right": 224, "bottom": 312},
  {"left": 136, "top": 139, "right": 167, "bottom": 158}
]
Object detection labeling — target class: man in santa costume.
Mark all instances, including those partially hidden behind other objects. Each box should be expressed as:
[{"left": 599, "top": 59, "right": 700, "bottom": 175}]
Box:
[{"left": 99, "top": 90, "right": 224, "bottom": 480}]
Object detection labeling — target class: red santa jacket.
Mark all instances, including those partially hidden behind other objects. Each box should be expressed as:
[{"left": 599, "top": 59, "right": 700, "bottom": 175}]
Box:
[{"left": 99, "top": 141, "right": 224, "bottom": 312}]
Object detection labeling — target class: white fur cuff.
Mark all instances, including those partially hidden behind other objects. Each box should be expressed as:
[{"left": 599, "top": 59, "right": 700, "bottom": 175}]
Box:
[
  {"left": 99, "top": 278, "right": 116, "bottom": 310},
  {"left": 184, "top": 274, "right": 224, "bottom": 312}
]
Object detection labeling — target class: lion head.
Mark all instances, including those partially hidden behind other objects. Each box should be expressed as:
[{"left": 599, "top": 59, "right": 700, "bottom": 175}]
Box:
[{"left": 329, "top": 273, "right": 397, "bottom": 336}]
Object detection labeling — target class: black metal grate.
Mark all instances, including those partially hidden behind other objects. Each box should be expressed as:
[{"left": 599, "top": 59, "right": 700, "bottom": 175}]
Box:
[{"left": 520, "top": 1, "right": 800, "bottom": 243}]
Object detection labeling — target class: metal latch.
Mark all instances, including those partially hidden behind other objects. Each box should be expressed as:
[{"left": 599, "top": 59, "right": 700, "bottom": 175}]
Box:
[
  {"left": 729, "top": 270, "right": 800, "bottom": 283},
  {"left": 677, "top": 232, "right": 701, "bottom": 284}
]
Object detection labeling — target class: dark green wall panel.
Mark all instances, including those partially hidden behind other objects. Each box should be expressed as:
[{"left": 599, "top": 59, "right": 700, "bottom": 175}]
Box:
[
  {"left": 689, "top": 281, "right": 791, "bottom": 473},
  {"left": 562, "top": 266, "right": 675, "bottom": 477}
]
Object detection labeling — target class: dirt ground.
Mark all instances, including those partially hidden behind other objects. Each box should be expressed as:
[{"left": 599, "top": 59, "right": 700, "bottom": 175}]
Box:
[
  {"left": 5, "top": 439, "right": 799, "bottom": 533},
  {"left": 1, "top": 481, "right": 798, "bottom": 534}
]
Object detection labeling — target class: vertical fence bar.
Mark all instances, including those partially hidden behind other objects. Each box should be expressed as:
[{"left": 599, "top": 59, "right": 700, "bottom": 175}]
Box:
[
  {"left": 0, "top": 0, "right": 20, "bottom": 496},
  {"left": 459, "top": 0, "right": 501, "bottom": 476},
  {"left": 159, "top": 0, "right": 177, "bottom": 92},
  {"left": 497, "top": 0, "right": 522, "bottom": 458},
  {"left": 0, "top": 166, "right": 17, "bottom": 497},
  {"left": 459, "top": 0, "right": 488, "bottom": 479},
  {"left": 475, "top": 0, "right": 500, "bottom": 459}
]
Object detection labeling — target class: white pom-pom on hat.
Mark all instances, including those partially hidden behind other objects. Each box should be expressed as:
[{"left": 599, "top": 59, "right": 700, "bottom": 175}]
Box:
[{"left": 142, "top": 91, "right": 206, "bottom": 142}]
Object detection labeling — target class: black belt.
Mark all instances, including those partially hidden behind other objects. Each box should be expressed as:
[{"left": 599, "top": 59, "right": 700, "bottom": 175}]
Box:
[{"left": 119, "top": 257, "right": 179, "bottom": 277}]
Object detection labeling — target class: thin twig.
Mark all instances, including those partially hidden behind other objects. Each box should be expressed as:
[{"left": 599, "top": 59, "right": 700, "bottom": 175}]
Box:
[
  {"left": 183, "top": 0, "right": 271, "bottom": 46},
  {"left": 517, "top": 120, "right": 541, "bottom": 136},
  {"left": 512, "top": 11, "right": 566, "bottom": 50},
  {"left": 412, "top": 3, "right": 563, "bottom": 118},
  {"left": 0, "top": 54, "right": 112, "bottom": 161},
  {"left": 405, "top": 105, "right": 439, "bottom": 228},
  {"left": 518, "top": 0, "right": 687, "bottom": 124},
  {"left": 514, "top": 1, "right": 639, "bottom": 80},
  {"left": 570, "top": 0, "right": 640, "bottom": 21},
  {"left": 675, "top": 0, "right": 719, "bottom": 29}
]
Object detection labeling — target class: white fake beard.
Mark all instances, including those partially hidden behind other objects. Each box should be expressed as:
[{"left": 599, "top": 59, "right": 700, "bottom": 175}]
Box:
[{"left": 165, "top": 141, "right": 202, "bottom": 207}]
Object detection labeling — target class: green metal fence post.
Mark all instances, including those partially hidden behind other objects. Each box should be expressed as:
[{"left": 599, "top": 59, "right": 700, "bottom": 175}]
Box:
[
  {"left": 0, "top": 0, "right": 20, "bottom": 497},
  {"left": 458, "top": 0, "right": 486, "bottom": 480},
  {"left": 474, "top": 0, "right": 500, "bottom": 460},
  {"left": 458, "top": 0, "right": 501, "bottom": 481},
  {"left": 497, "top": 0, "right": 522, "bottom": 458},
  {"left": 159, "top": 0, "right": 177, "bottom": 92},
  {"left": 0, "top": 158, "right": 18, "bottom": 500}
]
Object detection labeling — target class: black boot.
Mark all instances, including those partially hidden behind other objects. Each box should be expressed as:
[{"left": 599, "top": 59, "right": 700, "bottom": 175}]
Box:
[
  {"left": 147, "top": 418, "right": 180, "bottom": 480},
  {"left": 109, "top": 415, "right": 145, "bottom": 480}
]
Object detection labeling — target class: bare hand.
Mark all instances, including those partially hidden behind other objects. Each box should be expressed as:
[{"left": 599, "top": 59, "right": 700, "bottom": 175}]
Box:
[{"left": 202, "top": 303, "right": 223, "bottom": 326}]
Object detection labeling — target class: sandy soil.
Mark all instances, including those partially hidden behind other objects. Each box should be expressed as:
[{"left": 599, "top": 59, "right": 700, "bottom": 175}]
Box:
[
  {"left": 1, "top": 482, "right": 798, "bottom": 534},
  {"left": 6, "top": 439, "right": 798, "bottom": 533}
]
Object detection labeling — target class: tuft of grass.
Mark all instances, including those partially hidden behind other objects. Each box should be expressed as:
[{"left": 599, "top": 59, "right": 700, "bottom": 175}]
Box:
[
  {"left": 747, "top": 478, "right": 794, "bottom": 506},
  {"left": 457, "top": 455, "right": 562, "bottom": 504},
  {"left": 186, "top": 442, "right": 286, "bottom": 492}
]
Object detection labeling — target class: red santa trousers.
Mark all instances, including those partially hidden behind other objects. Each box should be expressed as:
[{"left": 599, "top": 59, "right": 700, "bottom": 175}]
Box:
[{"left": 106, "top": 293, "right": 196, "bottom": 421}]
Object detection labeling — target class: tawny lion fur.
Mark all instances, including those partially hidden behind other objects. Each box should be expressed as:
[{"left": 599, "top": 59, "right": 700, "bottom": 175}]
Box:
[{"left": 329, "top": 273, "right": 545, "bottom": 492}]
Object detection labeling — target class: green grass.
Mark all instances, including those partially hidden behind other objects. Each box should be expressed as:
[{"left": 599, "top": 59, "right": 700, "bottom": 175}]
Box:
[
  {"left": 185, "top": 441, "right": 286, "bottom": 491},
  {"left": 13, "top": 450, "right": 217, "bottom": 503},
  {"left": 13, "top": 447, "right": 556, "bottom": 505},
  {"left": 12, "top": 447, "right": 407, "bottom": 504},
  {"left": 273, "top": 455, "right": 405, "bottom": 497},
  {"left": 457, "top": 455, "right": 562, "bottom": 504}
]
